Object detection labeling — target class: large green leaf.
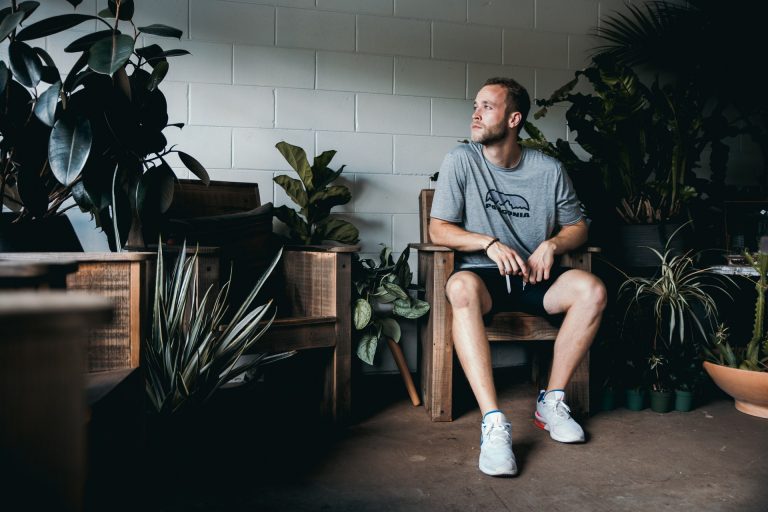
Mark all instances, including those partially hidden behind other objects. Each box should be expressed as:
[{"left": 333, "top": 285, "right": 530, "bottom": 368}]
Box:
[
  {"left": 108, "top": 0, "right": 134, "bottom": 21},
  {"left": 273, "top": 205, "right": 310, "bottom": 243},
  {"left": 274, "top": 174, "right": 308, "bottom": 208},
  {"left": 356, "top": 332, "right": 378, "bottom": 365},
  {"left": 393, "top": 298, "right": 430, "bottom": 319},
  {"left": 71, "top": 181, "right": 95, "bottom": 211},
  {"left": 137, "top": 162, "right": 176, "bottom": 215},
  {"left": 16, "top": 14, "right": 100, "bottom": 41},
  {"left": 16, "top": 2, "right": 40, "bottom": 22},
  {"left": 353, "top": 298, "right": 372, "bottom": 330},
  {"left": 177, "top": 151, "right": 210, "bottom": 185},
  {"left": 309, "top": 185, "right": 351, "bottom": 211},
  {"left": 379, "top": 317, "right": 401, "bottom": 343},
  {"left": 64, "top": 30, "right": 116, "bottom": 53},
  {"left": 33, "top": 81, "right": 61, "bottom": 127},
  {"left": 313, "top": 149, "right": 336, "bottom": 170},
  {"left": 48, "top": 116, "right": 92, "bottom": 186},
  {"left": 147, "top": 60, "right": 168, "bottom": 91},
  {"left": 138, "top": 23, "right": 183, "bottom": 39},
  {"left": 382, "top": 282, "right": 408, "bottom": 300},
  {"left": 0, "top": 61, "right": 9, "bottom": 94},
  {"left": 8, "top": 41, "right": 42, "bottom": 88},
  {"left": 87, "top": 33, "right": 134, "bottom": 75},
  {"left": 313, "top": 217, "right": 359, "bottom": 244},
  {"left": 0, "top": 11, "right": 24, "bottom": 42},
  {"left": 276, "top": 141, "right": 313, "bottom": 192}
]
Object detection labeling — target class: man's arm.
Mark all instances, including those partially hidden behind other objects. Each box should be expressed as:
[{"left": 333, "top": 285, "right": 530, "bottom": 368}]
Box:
[
  {"left": 527, "top": 219, "right": 588, "bottom": 284},
  {"left": 429, "top": 218, "right": 529, "bottom": 278}
]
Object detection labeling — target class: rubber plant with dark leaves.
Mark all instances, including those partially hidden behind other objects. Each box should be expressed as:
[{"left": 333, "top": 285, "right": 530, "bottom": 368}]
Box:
[
  {"left": 0, "top": 0, "right": 209, "bottom": 251},
  {"left": 352, "top": 245, "right": 429, "bottom": 364},
  {"left": 272, "top": 141, "right": 359, "bottom": 245}
]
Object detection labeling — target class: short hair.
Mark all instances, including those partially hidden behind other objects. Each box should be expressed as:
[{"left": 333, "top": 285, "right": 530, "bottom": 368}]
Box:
[{"left": 482, "top": 77, "right": 531, "bottom": 127}]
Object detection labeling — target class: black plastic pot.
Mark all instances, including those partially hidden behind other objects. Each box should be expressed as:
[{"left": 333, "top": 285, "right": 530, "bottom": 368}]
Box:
[
  {"left": 0, "top": 212, "right": 82, "bottom": 252},
  {"left": 619, "top": 223, "right": 687, "bottom": 268},
  {"left": 650, "top": 389, "right": 674, "bottom": 413}
]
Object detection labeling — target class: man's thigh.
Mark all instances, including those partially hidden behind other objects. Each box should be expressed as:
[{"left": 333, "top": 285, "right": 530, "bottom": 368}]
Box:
[
  {"left": 542, "top": 269, "right": 596, "bottom": 315},
  {"left": 462, "top": 266, "right": 573, "bottom": 318}
]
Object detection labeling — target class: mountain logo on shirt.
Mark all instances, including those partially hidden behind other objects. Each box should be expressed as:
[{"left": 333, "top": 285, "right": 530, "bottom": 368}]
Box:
[{"left": 485, "top": 189, "right": 530, "bottom": 218}]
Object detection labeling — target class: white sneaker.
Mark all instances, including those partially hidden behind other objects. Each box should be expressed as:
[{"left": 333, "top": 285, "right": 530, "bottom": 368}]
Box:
[
  {"left": 479, "top": 411, "right": 518, "bottom": 477},
  {"left": 534, "top": 390, "right": 586, "bottom": 443}
]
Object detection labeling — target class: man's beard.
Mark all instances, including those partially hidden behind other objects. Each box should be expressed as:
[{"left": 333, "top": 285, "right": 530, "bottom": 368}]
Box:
[{"left": 471, "top": 121, "right": 509, "bottom": 146}]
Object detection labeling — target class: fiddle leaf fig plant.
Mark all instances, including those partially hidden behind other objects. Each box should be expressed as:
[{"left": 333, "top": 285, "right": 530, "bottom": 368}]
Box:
[
  {"left": 352, "top": 245, "right": 429, "bottom": 365},
  {"left": 0, "top": 0, "right": 209, "bottom": 251},
  {"left": 272, "top": 141, "right": 359, "bottom": 245}
]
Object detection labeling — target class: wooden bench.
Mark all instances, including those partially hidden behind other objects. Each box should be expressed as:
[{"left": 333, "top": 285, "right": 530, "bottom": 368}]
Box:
[
  {"left": 411, "top": 189, "right": 595, "bottom": 421},
  {"left": 258, "top": 245, "right": 356, "bottom": 423}
]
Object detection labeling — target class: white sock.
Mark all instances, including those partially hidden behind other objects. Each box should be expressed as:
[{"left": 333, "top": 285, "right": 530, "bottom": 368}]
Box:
[
  {"left": 482, "top": 409, "right": 507, "bottom": 425},
  {"left": 544, "top": 389, "right": 565, "bottom": 402}
]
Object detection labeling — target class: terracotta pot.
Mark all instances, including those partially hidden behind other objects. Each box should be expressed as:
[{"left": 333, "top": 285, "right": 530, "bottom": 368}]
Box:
[{"left": 703, "top": 361, "right": 768, "bottom": 418}]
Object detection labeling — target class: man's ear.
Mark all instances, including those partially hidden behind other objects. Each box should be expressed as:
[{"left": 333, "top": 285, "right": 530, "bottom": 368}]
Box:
[{"left": 508, "top": 111, "right": 522, "bottom": 129}]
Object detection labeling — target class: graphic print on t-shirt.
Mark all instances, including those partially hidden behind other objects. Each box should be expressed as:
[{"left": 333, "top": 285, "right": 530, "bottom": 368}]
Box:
[{"left": 484, "top": 189, "right": 531, "bottom": 218}]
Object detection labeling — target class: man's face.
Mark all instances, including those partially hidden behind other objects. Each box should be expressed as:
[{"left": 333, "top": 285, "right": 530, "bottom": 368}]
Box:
[{"left": 470, "top": 84, "right": 515, "bottom": 145}]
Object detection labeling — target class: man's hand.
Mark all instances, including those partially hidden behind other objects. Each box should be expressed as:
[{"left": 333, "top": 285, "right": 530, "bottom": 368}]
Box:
[
  {"left": 487, "top": 241, "right": 528, "bottom": 280},
  {"left": 527, "top": 240, "right": 556, "bottom": 284}
]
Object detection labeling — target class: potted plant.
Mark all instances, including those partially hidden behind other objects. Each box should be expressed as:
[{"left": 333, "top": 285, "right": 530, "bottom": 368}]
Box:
[
  {"left": 618, "top": 225, "right": 733, "bottom": 409},
  {"left": 522, "top": 55, "right": 739, "bottom": 267},
  {"left": 0, "top": 0, "right": 210, "bottom": 251},
  {"left": 352, "top": 244, "right": 429, "bottom": 405},
  {"left": 703, "top": 239, "right": 768, "bottom": 418},
  {"left": 272, "top": 141, "right": 358, "bottom": 245}
]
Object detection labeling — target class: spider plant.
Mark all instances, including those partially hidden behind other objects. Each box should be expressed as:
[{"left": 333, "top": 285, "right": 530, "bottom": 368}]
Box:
[
  {"left": 618, "top": 223, "right": 733, "bottom": 351},
  {"left": 144, "top": 243, "right": 292, "bottom": 415}
]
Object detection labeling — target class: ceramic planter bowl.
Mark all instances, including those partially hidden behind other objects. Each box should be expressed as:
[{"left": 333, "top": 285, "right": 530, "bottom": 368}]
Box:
[{"left": 703, "top": 361, "right": 768, "bottom": 418}]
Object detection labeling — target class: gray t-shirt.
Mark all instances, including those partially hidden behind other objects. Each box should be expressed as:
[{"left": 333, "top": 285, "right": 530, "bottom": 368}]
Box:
[{"left": 430, "top": 142, "right": 583, "bottom": 268}]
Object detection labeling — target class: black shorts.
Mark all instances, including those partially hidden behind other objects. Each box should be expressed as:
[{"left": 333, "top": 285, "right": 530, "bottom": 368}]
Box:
[{"left": 453, "top": 266, "right": 574, "bottom": 320}]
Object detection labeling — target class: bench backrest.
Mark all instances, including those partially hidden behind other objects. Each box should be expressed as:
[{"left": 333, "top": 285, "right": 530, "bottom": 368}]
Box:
[{"left": 419, "top": 189, "right": 435, "bottom": 244}]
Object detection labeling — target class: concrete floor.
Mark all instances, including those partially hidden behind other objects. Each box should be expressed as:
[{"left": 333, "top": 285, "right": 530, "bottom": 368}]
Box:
[{"left": 128, "top": 367, "right": 768, "bottom": 512}]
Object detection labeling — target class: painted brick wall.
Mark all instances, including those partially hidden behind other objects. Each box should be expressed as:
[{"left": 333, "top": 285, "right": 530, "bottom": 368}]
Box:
[{"left": 40, "top": 0, "right": 759, "bottom": 371}]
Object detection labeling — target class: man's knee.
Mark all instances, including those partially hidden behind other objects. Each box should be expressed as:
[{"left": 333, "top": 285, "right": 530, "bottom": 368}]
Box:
[
  {"left": 575, "top": 274, "right": 607, "bottom": 313},
  {"left": 445, "top": 273, "right": 486, "bottom": 309}
]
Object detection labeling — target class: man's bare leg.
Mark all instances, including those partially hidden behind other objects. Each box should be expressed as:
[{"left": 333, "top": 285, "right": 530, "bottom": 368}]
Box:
[
  {"left": 542, "top": 269, "right": 607, "bottom": 389},
  {"left": 444, "top": 271, "right": 496, "bottom": 413},
  {"left": 534, "top": 269, "right": 606, "bottom": 443},
  {"left": 447, "top": 271, "right": 518, "bottom": 476}
]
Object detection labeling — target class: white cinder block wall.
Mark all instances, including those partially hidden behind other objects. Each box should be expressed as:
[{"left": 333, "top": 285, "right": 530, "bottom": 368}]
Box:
[{"left": 44, "top": 0, "right": 760, "bottom": 371}]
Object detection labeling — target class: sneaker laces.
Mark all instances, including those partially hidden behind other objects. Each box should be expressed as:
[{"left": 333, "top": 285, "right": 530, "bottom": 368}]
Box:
[
  {"left": 482, "top": 422, "right": 511, "bottom": 447},
  {"left": 551, "top": 400, "right": 572, "bottom": 420}
]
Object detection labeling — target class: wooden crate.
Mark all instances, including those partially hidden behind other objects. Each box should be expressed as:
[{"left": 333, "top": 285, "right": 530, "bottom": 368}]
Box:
[
  {"left": 166, "top": 180, "right": 260, "bottom": 218},
  {"left": 0, "top": 253, "right": 155, "bottom": 372}
]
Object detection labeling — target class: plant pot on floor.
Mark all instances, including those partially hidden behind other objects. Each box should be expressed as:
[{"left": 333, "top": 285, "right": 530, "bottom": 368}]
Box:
[
  {"left": 600, "top": 387, "right": 621, "bottom": 411},
  {"left": 649, "top": 389, "right": 674, "bottom": 413},
  {"left": 625, "top": 388, "right": 646, "bottom": 411},
  {"left": 703, "top": 361, "right": 768, "bottom": 418},
  {"left": 674, "top": 389, "right": 695, "bottom": 412}
]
